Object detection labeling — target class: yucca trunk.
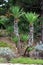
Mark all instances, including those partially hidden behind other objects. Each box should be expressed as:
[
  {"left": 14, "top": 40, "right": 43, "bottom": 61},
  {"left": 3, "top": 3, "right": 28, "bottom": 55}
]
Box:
[
  {"left": 14, "top": 20, "right": 19, "bottom": 37},
  {"left": 14, "top": 19, "right": 21, "bottom": 54},
  {"left": 24, "top": 24, "right": 34, "bottom": 56},
  {"left": 28, "top": 24, "right": 34, "bottom": 46}
]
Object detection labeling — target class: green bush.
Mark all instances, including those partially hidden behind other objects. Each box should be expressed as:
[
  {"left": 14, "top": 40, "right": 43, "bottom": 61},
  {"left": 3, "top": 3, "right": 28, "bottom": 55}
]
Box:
[
  {"left": 20, "top": 34, "right": 29, "bottom": 42},
  {"left": 6, "top": 26, "right": 14, "bottom": 36},
  {"left": 12, "top": 36, "right": 19, "bottom": 44},
  {"left": 27, "top": 47, "right": 34, "bottom": 52},
  {"left": 18, "top": 17, "right": 29, "bottom": 34}
]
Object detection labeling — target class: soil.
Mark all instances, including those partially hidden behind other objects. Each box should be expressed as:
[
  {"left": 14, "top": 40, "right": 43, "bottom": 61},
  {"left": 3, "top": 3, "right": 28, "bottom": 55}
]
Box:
[{"left": 0, "top": 37, "right": 20, "bottom": 57}]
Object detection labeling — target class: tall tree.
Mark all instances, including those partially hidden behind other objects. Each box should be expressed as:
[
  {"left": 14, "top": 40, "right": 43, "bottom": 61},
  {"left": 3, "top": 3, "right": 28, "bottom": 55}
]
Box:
[
  {"left": 10, "top": 6, "right": 24, "bottom": 54},
  {"left": 24, "top": 12, "right": 39, "bottom": 56},
  {"left": 25, "top": 12, "right": 39, "bottom": 46}
]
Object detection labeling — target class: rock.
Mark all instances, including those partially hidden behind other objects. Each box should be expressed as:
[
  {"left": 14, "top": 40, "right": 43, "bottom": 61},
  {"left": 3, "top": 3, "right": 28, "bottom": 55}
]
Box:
[
  {"left": 34, "top": 44, "right": 43, "bottom": 59},
  {"left": 35, "top": 44, "right": 43, "bottom": 51},
  {"left": 29, "top": 50, "right": 40, "bottom": 59},
  {"left": 0, "top": 47, "right": 16, "bottom": 60},
  {"left": 29, "top": 44, "right": 43, "bottom": 59}
]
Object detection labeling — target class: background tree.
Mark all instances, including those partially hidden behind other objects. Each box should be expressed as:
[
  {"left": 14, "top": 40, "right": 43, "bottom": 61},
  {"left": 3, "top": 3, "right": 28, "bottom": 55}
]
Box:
[{"left": 41, "top": 0, "right": 43, "bottom": 43}]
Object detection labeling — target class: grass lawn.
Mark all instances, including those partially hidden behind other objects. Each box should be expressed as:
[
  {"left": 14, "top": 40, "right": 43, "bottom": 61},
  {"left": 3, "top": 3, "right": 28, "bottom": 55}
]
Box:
[{"left": 9, "top": 57, "right": 43, "bottom": 64}]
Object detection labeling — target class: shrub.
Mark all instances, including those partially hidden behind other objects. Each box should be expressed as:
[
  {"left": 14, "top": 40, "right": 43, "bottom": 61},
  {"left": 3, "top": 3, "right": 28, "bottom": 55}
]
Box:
[
  {"left": 20, "top": 34, "right": 29, "bottom": 42},
  {"left": 6, "top": 26, "right": 14, "bottom": 36},
  {"left": 12, "top": 36, "right": 19, "bottom": 44},
  {"left": 27, "top": 47, "right": 34, "bottom": 52}
]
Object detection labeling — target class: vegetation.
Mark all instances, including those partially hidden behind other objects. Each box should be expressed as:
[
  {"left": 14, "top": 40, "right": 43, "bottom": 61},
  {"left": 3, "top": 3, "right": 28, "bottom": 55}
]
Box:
[
  {"left": 20, "top": 34, "right": 29, "bottom": 42},
  {"left": 27, "top": 47, "right": 34, "bottom": 52},
  {"left": 10, "top": 57, "right": 43, "bottom": 64},
  {"left": 0, "top": 0, "right": 43, "bottom": 64},
  {"left": 0, "top": 41, "right": 15, "bottom": 49},
  {"left": 12, "top": 36, "right": 19, "bottom": 44},
  {"left": 0, "top": 42, "right": 8, "bottom": 47},
  {"left": 0, "top": 58, "right": 7, "bottom": 63},
  {"left": 25, "top": 12, "right": 39, "bottom": 46},
  {"left": 10, "top": 6, "right": 24, "bottom": 37}
]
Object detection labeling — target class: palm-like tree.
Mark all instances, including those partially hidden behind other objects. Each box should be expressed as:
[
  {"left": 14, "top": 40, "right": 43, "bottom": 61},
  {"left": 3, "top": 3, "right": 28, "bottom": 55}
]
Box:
[
  {"left": 10, "top": 6, "right": 24, "bottom": 37},
  {"left": 10, "top": 6, "right": 24, "bottom": 54},
  {"left": 25, "top": 12, "right": 39, "bottom": 46}
]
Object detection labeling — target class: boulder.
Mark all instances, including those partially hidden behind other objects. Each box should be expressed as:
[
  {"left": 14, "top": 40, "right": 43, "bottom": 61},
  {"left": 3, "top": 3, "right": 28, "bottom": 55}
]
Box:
[
  {"left": 0, "top": 47, "right": 16, "bottom": 60},
  {"left": 30, "top": 43, "right": 43, "bottom": 59}
]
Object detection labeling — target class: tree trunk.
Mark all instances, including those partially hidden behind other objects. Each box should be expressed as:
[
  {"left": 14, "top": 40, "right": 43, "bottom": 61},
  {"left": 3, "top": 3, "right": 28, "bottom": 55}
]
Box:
[
  {"left": 14, "top": 20, "right": 22, "bottom": 55},
  {"left": 24, "top": 24, "right": 34, "bottom": 56},
  {"left": 41, "top": 0, "right": 43, "bottom": 43},
  {"left": 41, "top": 15, "right": 43, "bottom": 43},
  {"left": 24, "top": 46, "right": 30, "bottom": 56},
  {"left": 14, "top": 20, "right": 19, "bottom": 37},
  {"left": 28, "top": 24, "right": 34, "bottom": 46}
]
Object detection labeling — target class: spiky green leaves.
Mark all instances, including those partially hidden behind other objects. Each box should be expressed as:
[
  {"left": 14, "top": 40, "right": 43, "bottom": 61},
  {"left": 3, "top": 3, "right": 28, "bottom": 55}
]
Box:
[
  {"left": 10, "top": 6, "right": 24, "bottom": 19},
  {"left": 25, "top": 12, "right": 39, "bottom": 24},
  {"left": 0, "top": 16, "right": 8, "bottom": 25}
]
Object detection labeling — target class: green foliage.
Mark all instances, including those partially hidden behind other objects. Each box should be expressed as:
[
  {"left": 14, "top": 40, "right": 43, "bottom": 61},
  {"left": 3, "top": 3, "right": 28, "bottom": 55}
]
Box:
[
  {"left": 0, "top": 16, "right": 8, "bottom": 25},
  {"left": 18, "top": 17, "right": 29, "bottom": 33},
  {"left": 6, "top": 26, "right": 14, "bottom": 36},
  {"left": 25, "top": 12, "right": 39, "bottom": 24},
  {"left": 0, "top": 41, "right": 12, "bottom": 49},
  {"left": 27, "top": 47, "right": 34, "bottom": 52},
  {"left": 9, "top": 57, "right": 43, "bottom": 64},
  {"left": 0, "top": 8, "right": 6, "bottom": 15},
  {"left": 0, "top": 58, "right": 7, "bottom": 63},
  {"left": 20, "top": 34, "right": 29, "bottom": 42},
  {"left": 0, "top": 42, "right": 9, "bottom": 47},
  {"left": 12, "top": 36, "right": 19, "bottom": 44},
  {"left": 10, "top": 6, "right": 24, "bottom": 19}
]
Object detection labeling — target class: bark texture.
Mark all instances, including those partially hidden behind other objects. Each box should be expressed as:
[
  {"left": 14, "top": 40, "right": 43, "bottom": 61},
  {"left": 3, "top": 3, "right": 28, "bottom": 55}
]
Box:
[
  {"left": 28, "top": 24, "right": 34, "bottom": 46},
  {"left": 14, "top": 20, "right": 22, "bottom": 55},
  {"left": 14, "top": 20, "right": 19, "bottom": 37}
]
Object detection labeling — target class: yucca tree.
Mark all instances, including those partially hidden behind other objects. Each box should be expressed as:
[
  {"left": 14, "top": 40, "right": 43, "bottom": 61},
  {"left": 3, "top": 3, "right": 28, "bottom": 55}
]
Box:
[
  {"left": 10, "top": 6, "right": 24, "bottom": 54},
  {"left": 10, "top": 6, "right": 24, "bottom": 37},
  {"left": 25, "top": 12, "right": 39, "bottom": 46}
]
